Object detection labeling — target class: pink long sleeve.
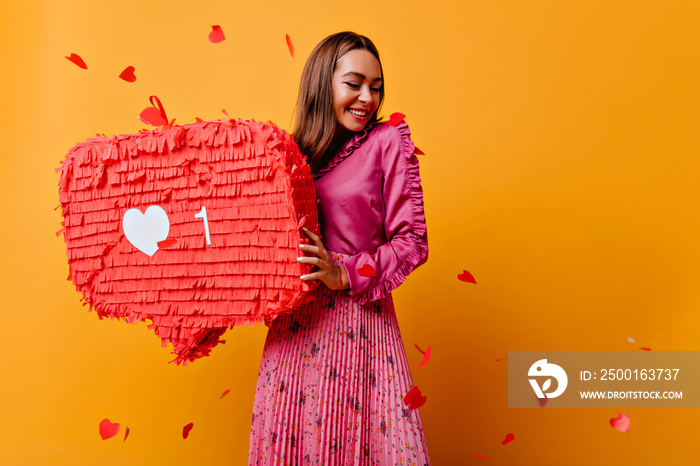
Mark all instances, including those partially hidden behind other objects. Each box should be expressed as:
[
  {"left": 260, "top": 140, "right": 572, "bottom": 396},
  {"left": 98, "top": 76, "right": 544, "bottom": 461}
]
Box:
[{"left": 313, "top": 121, "right": 428, "bottom": 305}]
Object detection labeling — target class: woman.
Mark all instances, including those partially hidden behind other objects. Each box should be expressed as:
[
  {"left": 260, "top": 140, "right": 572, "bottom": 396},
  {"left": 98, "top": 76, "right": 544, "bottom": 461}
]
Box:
[{"left": 249, "top": 31, "right": 430, "bottom": 465}]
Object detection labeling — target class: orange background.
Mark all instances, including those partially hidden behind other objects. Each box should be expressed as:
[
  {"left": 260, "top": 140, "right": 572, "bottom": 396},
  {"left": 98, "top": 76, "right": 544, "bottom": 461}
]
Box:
[{"left": 2, "top": 0, "right": 700, "bottom": 464}]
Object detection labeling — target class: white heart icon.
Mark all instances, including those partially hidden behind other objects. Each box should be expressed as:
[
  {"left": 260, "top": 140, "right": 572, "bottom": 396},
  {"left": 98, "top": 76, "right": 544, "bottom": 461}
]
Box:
[{"left": 122, "top": 205, "right": 170, "bottom": 256}]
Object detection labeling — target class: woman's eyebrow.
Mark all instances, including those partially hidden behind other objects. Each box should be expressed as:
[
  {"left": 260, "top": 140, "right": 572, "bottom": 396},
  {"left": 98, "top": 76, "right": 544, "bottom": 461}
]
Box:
[{"left": 342, "top": 71, "right": 383, "bottom": 82}]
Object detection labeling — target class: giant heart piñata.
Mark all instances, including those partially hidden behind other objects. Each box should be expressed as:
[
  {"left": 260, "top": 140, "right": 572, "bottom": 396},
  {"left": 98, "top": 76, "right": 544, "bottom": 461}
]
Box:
[{"left": 58, "top": 119, "right": 319, "bottom": 364}]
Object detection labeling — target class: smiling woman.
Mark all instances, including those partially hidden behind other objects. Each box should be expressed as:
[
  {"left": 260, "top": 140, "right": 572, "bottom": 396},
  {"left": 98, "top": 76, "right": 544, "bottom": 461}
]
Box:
[
  {"left": 248, "top": 32, "right": 431, "bottom": 465},
  {"left": 331, "top": 49, "right": 383, "bottom": 133}
]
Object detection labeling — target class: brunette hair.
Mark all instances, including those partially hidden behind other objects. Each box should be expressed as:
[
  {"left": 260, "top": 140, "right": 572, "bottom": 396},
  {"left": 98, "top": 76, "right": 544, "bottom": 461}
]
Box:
[{"left": 293, "top": 31, "right": 385, "bottom": 173}]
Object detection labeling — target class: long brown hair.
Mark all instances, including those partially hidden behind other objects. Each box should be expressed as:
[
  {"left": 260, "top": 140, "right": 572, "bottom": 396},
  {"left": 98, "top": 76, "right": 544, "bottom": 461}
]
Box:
[{"left": 293, "top": 32, "right": 385, "bottom": 173}]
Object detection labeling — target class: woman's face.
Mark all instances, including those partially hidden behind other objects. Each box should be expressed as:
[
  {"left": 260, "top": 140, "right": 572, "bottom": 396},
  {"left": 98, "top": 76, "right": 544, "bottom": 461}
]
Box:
[{"left": 331, "top": 49, "right": 382, "bottom": 133}]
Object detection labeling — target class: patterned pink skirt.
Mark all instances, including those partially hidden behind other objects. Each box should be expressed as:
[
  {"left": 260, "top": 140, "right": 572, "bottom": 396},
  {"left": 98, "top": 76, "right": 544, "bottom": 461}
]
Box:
[{"left": 248, "top": 261, "right": 431, "bottom": 465}]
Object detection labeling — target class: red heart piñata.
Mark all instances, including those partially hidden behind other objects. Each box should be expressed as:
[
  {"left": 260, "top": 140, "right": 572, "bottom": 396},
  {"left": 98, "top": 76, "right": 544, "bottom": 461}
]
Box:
[{"left": 58, "top": 119, "right": 319, "bottom": 364}]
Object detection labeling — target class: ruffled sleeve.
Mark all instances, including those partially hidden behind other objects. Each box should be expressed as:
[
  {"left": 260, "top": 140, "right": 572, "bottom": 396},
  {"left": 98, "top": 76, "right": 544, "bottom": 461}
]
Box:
[{"left": 341, "top": 121, "right": 428, "bottom": 304}]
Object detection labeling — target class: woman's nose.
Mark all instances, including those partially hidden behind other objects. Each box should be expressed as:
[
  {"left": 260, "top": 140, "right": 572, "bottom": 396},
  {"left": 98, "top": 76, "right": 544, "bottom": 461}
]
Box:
[{"left": 358, "top": 85, "right": 372, "bottom": 103}]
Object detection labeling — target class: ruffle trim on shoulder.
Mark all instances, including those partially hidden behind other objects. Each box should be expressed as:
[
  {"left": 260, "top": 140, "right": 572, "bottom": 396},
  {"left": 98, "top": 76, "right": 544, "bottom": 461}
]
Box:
[
  {"left": 350, "top": 120, "right": 429, "bottom": 305},
  {"left": 313, "top": 121, "right": 381, "bottom": 179}
]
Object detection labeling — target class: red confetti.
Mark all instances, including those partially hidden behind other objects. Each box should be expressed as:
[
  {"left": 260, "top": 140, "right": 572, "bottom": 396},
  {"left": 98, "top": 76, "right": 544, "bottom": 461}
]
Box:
[
  {"left": 501, "top": 433, "right": 515, "bottom": 445},
  {"left": 357, "top": 264, "right": 376, "bottom": 277},
  {"left": 537, "top": 396, "right": 548, "bottom": 407},
  {"left": 182, "top": 422, "right": 194, "bottom": 439},
  {"left": 65, "top": 53, "right": 87, "bottom": 69},
  {"left": 403, "top": 386, "right": 420, "bottom": 405},
  {"left": 414, "top": 343, "right": 425, "bottom": 355},
  {"left": 403, "top": 386, "right": 427, "bottom": 410},
  {"left": 138, "top": 95, "right": 169, "bottom": 127},
  {"left": 474, "top": 456, "right": 488, "bottom": 460},
  {"left": 457, "top": 270, "right": 477, "bottom": 284},
  {"left": 221, "top": 109, "right": 231, "bottom": 119},
  {"left": 195, "top": 117, "right": 204, "bottom": 123},
  {"left": 414, "top": 146, "right": 425, "bottom": 155},
  {"left": 610, "top": 412, "right": 630, "bottom": 433},
  {"left": 99, "top": 418, "right": 120, "bottom": 440},
  {"left": 387, "top": 112, "right": 406, "bottom": 126},
  {"left": 119, "top": 66, "right": 136, "bottom": 82},
  {"left": 496, "top": 355, "right": 508, "bottom": 362},
  {"left": 639, "top": 347, "right": 652, "bottom": 351},
  {"left": 417, "top": 345, "right": 432, "bottom": 370},
  {"left": 220, "top": 389, "right": 230, "bottom": 399},
  {"left": 285, "top": 34, "right": 294, "bottom": 58},
  {"left": 123, "top": 426, "right": 130, "bottom": 441},
  {"left": 209, "top": 25, "right": 225, "bottom": 44},
  {"left": 157, "top": 238, "right": 177, "bottom": 249}
]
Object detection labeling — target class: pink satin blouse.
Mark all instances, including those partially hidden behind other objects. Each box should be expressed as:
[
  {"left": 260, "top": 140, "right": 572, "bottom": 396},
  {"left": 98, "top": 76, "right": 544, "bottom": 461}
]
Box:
[{"left": 312, "top": 120, "right": 428, "bottom": 304}]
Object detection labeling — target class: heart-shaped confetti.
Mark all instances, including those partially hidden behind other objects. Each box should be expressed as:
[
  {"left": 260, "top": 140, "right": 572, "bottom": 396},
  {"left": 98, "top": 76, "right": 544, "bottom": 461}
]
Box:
[
  {"left": 99, "top": 418, "right": 120, "bottom": 440},
  {"left": 458, "top": 270, "right": 477, "bottom": 284},
  {"left": 639, "top": 347, "right": 652, "bottom": 351},
  {"left": 610, "top": 412, "right": 630, "bottom": 433},
  {"left": 183, "top": 422, "right": 194, "bottom": 439},
  {"left": 209, "top": 25, "right": 225, "bottom": 43},
  {"left": 285, "top": 34, "right": 295, "bottom": 58},
  {"left": 357, "top": 264, "right": 376, "bottom": 277},
  {"left": 123, "top": 426, "right": 130, "bottom": 441},
  {"left": 220, "top": 389, "right": 230, "bottom": 399},
  {"left": 119, "top": 66, "right": 136, "bottom": 82},
  {"left": 414, "top": 146, "right": 425, "bottom": 155},
  {"left": 387, "top": 112, "right": 406, "bottom": 126},
  {"left": 502, "top": 433, "right": 515, "bottom": 445},
  {"left": 65, "top": 53, "right": 87, "bottom": 69},
  {"left": 138, "top": 95, "right": 169, "bottom": 127},
  {"left": 403, "top": 386, "right": 427, "bottom": 410},
  {"left": 417, "top": 345, "right": 431, "bottom": 370}
]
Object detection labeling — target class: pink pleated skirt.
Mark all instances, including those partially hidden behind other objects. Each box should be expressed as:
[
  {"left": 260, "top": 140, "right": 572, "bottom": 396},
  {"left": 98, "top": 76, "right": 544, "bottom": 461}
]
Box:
[{"left": 248, "top": 260, "right": 431, "bottom": 465}]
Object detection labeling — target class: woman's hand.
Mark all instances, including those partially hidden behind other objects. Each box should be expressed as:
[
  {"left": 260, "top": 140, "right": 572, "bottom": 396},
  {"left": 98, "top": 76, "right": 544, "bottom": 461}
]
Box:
[{"left": 298, "top": 228, "right": 348, "bottom": 290}]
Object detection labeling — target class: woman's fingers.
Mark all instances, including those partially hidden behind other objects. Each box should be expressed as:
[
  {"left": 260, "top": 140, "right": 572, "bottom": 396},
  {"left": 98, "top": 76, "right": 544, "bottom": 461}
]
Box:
[
  {"left": 302, "top": 228, "right": 324, "bottom": 248},
  {"left": 297, "top": 256, "right": 322, "bottom": 266},
  {"left": 298, "top": 243, "right": 321, "bottom": 255},
  {"left": 300, "top": 271, "right": 325, "bottom": 281}
]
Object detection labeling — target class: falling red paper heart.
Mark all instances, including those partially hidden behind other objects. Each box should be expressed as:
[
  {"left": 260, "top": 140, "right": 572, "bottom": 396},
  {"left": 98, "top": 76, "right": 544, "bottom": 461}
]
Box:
[
  {"left": 496, "top": 355, "right": 508, "bottom": 362},
  {"left": 537, "top": 396, "right": 548, "bottom": 407},
  {"left": 387, "top": 112, "right": 406, "bottom": 126},
  {"left": 285, "top": 34, "right": 295, "bottom": 58},
  {"left": 157, "top": 238, "right": 177, "bottom": 249},
  {"left": 138, "top": 95, "right": 169, "bottom": 127},
  {"left": 403, "top": 386, "right": 420, "bottom": 405},
  {"left": 410, "top": 394, "right": 427, "bottom": 410},
  {"left": 639, "top": 347, "right": 652, "bottom": 351},
  {"left": 610, "top": 412, "right": 630, "bottom": 433},
  {"left": 65, "top": 53, "right": 87, "bottom": 69},
  {"left": 414, "top": 146, "right": 425, "bottom": 155},
  {"left": 58, "top": 119, "right": 319, "bottom": 364},
  {"left": 403, "top": 386, "right": 427, "bottom": 410},
  {"left": 414, "top": 343, "right": 426, "bottom": 354},
  {"left": 220, "top": 389, "right": 230, "bottom": 399},
  {"left": 119, "top": 66, "right": 136, "bottom": 82},
  {"left": 416, "top": 345, "right": 431, "bottom": 370},
  {"left": 123, "top": 426, "right": 130, "bottom": 441},
  {"left": 458, "top": 270, "right": 477, "bottom": 284},
  {"left": 209, "top": 25, "right": 225, "bottom": 43},
  {"left": 357, "top": 264, "right": 376, "bottom": 277},
  {"left": 501, "top": 433, "right": 515, "bottom": 445},
  {"left": 99, "top": 418, "right": 120, "bottom": 440},
  {"left": 183, "top": 422, "right": 194, "bottom": 439}
]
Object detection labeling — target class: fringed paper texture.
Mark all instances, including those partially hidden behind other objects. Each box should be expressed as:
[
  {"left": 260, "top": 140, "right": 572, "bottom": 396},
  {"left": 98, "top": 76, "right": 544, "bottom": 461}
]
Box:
[{"left": 58, "top": 119, "right": 320, "bottom": 364}]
